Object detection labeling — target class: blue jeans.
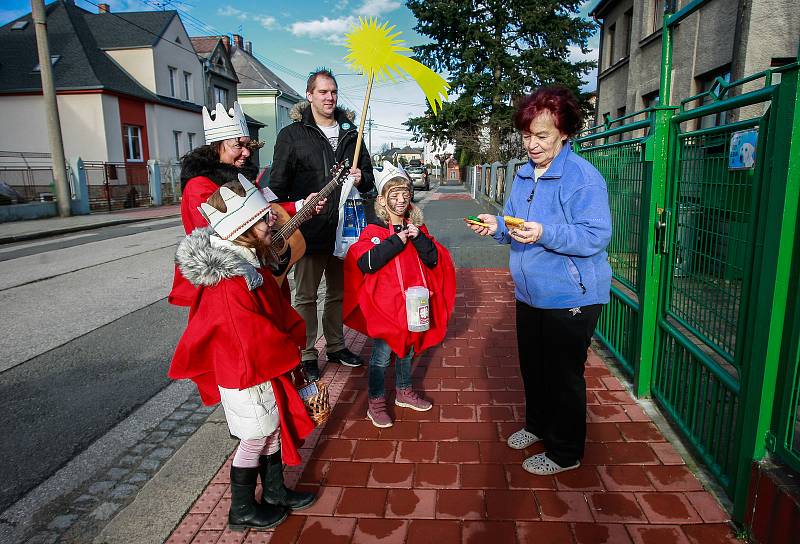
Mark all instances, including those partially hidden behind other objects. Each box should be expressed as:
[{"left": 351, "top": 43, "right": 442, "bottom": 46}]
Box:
[{"left": 368, "top": 338, "right": 414, "bottom": 399}]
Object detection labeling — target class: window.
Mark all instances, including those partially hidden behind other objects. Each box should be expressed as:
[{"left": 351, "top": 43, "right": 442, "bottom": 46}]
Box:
[
  {"left": 11, "top": 20, "right": 28, "bottom": 30},
  {"left": 699, "top": 70, "right": 731, "bottom": 128},
  {"left": 183, "top": 71, "right": 192, "bottom": 101},
  {"left": 188, "top": 132, "right": 196, "bottom": 151},
  {"left": 607, "top": 23, "right": 617, "bottom": 68},
  {"left": 649, "top": 0, "right": 664, "bottom": 35},
  {"left": 623, "top": 9, "right": 633, "bottom": 58},
  {"left": 213, "top": 86, "right": 228, "bottom": 106},
  {"left": 643, "top": 91, "right": 659, "bottom": 110},
  {"left": 168, "top": 66, "right": 177, "bottom": 97},
  {"left": 33, "top": 55, "right": 61, "bottom": 72},
  {"left": 173, "top": 131, "right": 182, "bottom": 159},
  {"left": 123, "top": 125, "right": 143, "bottom": 162}
]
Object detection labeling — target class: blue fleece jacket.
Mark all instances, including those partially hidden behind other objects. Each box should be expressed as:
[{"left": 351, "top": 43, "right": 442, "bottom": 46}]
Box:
[{"left": 493, "top": 144, "right": 612, "bottom": 309}]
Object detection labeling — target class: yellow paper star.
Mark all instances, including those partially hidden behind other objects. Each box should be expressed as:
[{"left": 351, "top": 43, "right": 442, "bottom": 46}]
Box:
[{"left": 344, "top": 17, "right": 449, "bottom": 114}]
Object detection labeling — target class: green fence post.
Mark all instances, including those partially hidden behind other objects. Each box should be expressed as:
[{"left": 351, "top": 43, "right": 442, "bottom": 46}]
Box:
[{"left": 731, "top": 66, "right": 800, "bottom": 522}]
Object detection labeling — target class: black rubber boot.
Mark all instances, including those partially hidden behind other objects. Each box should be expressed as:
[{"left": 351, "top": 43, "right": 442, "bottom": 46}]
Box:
[
  {"left": 260, "top": 451, "right": 316, "bottom": 510},
  {"left": 228, "top": 466, "right": 288, "bottom": 531}
]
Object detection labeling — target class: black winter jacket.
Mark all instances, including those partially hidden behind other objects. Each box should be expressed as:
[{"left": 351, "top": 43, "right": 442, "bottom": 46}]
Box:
[{"left": 268, "top": 102, "right": 375, "bottom": 254}]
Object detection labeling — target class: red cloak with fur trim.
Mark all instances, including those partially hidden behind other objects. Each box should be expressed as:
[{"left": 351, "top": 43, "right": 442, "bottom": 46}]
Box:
[
  {"left": 343, "top": 224, "right": 456, "bottom": 357},
  {"left": 169, "top": 253, "right": 313, "bottom": 465}
]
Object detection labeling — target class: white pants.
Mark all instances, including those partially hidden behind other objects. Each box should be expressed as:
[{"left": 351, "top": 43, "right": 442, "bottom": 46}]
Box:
[{"left": 218, "top": 381, "right": 280, "bottom": 440}]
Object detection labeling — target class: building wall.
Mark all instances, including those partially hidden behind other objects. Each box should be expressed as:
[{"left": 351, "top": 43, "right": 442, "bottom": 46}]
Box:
[
  {"left": 145, "top": 103, "right": 203, "bottom": 162},
  {"left": 152, "top": 17, "right": 204, "bottom": 103},
  {"left": 238, "top": 91, "right": 303, "bottom": 167},
  {"left": 105, "top": 48, "right": 156, "bottom": 93},
  {"left": 595, "top": 0, "right": 634, "bottom": 124},
  {"left": 0, "top": 93, "right": 113, "bottom": 162}
]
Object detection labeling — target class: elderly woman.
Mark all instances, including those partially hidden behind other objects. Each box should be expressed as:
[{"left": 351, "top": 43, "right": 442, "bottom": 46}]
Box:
[{"left": 469, "top": 86, "right": 612, "bottom": 475}]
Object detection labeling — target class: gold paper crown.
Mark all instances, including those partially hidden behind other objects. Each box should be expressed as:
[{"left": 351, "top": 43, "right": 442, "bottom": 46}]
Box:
[
  {"left": 198, "top": 174, "right": 270, "bottom": 240},
  {"left": 202, "top": 101, "right": 249, "bottom": 144}
]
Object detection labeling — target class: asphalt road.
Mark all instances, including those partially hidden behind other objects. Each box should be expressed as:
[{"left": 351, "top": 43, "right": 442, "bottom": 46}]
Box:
[{"left": 0, "top": 220, "right": 187, "bottom": 513}]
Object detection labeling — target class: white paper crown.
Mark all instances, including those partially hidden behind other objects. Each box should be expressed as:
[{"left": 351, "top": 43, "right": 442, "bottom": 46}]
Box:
[
  {"left": 198, "top": 174, "right": 270, "bottom": 240},
  {"left": 202, "top": 101, "right": 248, "bottom": 144},
  {"left": 375, "top": 160, "right": 411, "bottom": 195}
]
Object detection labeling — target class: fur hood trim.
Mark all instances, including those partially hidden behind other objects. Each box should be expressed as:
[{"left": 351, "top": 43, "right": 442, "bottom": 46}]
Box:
[
  {"left": 175, "top": 227, "right": 263, "bottom": 291},
  {"left": 289, "top": 101, "right": 356, "bottom": 124}
]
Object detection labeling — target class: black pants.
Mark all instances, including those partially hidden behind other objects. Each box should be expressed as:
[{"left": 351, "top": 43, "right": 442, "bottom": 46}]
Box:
[{"left": 516, "top": 300, "right": 602, "bottom": 467}]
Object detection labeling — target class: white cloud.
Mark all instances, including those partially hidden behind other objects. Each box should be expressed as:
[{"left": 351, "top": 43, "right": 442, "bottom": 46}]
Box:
[
  {"left": 293, "top": 48, "right": 313, "bottom": 55},
  {"left": 356, "top": 0, "right": 402, "bottom": 16},
  {"left": 254, "top": 15, "right": 276, "bottom": 29},
  {"left": 568, "top": 45, "right": 598, "bottom": 64},
  {"left": 290, "top": 16, "right": 356, "bottom": 45},
  {"left": 217, "top": 5, "right": 247, "bottom": 20}
]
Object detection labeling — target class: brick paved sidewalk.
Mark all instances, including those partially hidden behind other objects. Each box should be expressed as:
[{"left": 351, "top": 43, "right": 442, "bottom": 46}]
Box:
[{"left": 166, "top": 269, "right": 739, "bottom": 544}]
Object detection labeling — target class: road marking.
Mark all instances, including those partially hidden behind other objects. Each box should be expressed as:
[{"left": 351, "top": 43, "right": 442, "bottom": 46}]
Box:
[{"left": 0, "top": 232, "right": 96, "bottom": 253}]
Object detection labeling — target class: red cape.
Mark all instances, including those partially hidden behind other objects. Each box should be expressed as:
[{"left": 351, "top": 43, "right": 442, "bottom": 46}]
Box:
[
  {"left": 168, "top": 175, "right": 295, "bottom": 306},
  {"left": 343, "top": 224, "right": 456, "bottom": 357},
  {"left": 169, "top": 272, "right": 313, "bottom": 465}
]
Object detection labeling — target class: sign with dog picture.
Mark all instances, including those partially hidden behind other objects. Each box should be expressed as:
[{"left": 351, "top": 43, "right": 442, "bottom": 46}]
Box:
[{"left": 728, "top": 128, "right": 758, "bottom": 170}]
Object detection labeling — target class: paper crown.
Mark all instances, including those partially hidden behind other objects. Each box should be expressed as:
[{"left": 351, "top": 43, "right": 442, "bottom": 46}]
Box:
[
  {"left": 374, "top": 161, "right": 411, "bottom": 195},
  {"left": 202, "top": 101, "right": 249, "bottom": 144},
  {"left": 199, "top": 174, "right": 270, "bottom": 240}
]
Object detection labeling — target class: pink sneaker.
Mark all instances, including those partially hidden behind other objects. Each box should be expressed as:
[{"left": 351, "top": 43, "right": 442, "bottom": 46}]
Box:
[
  {"left": 367, "top": 397, "right": 393, "bottom": 428},
  {"left": 395, "top": 388, "right": 432, "bottom": 411}
]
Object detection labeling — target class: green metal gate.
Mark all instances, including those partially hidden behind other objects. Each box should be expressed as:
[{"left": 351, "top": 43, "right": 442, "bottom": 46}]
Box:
[{"left": 575, "top": 58, "right": 800, "bottom": 521}]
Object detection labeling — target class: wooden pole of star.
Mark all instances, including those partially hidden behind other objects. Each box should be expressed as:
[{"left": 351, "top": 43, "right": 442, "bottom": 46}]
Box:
[{"left": 351, "top": 73, "right": 374, "bottom": 169}]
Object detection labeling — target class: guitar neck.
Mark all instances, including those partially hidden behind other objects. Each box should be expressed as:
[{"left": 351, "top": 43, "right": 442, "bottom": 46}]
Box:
[{"left": 275, "top": 165, "right": 348, "bottom": 240}]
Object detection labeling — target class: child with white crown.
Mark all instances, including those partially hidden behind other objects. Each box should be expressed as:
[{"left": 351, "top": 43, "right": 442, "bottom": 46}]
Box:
[
  {"left": 343, "top": 162, "right": 456, "bottom": 428},
  {"left": 169, "top": 176, "right": 316, "bottom": 531}
]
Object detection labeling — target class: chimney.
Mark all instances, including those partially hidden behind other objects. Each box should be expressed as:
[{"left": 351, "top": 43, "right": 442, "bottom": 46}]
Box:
[
  {"left": 233, "top": 34, "right": 243, "bottom": 48},
  {"left": 98, "top": 3, "right": 110, "bottom": 13},
  {"left": 245, "top": 41, "right": 252, "bottom": 53},
  {"left": 221, "top": 36, "right": 230, "bottom": 49}
]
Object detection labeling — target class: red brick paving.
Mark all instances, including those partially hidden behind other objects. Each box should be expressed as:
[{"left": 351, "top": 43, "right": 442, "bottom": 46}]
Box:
[{"left": 169, "top": 269, "right": 738, "bottom": 543}]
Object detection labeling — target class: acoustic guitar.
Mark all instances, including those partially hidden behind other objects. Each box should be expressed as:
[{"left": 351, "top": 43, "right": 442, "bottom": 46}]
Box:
[{"left": 268, "top": 160, "right": 351, "bottom": 285}]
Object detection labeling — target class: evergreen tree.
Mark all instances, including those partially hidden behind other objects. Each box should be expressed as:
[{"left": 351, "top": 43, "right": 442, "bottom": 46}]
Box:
[{"left": 405, "top": 0, "right": 595, "bottom": 162}]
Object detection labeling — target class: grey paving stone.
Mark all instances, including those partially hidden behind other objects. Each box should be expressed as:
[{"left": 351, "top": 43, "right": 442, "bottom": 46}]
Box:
[
  {"left": 129, "top": 443, "right": 156, "bottom": 455},
  {"left": 126, "top": 471, "right": 150, "bottom": 484},
  {"left": 117, "top": 454, "right": 142, "bottom": 467},
  {"left": 109, "top": 483, "right": 138, "bottom": 500},
  {"left": 188, "top": 413, "right": 208, "bottom": 423},
  {"left": 174, "top": 424, "right": 198, "bottom": 436},
  {"left": 146, "top": 430, "right": 170, "bottom": 443},
  {"left": 89, "top": 501, "right": 121, "bottom": 521},
  {"left": 195, "top": 405, "right": 215, "bottom": 414},
  {"left": 24, "top": 531, "right": 58, "bottom": 544},
  {"left": 157, "top": 419, "right": 178, "bottom": 431},
  {"left": 87, "top": 480, "right": 115, "bottom": 494},
  {"left": 138, "top": 458, "right": 161, "bottom": 472},
  {"left": 46, "top": 514, "right": 78, "bottom": 531},
  {"left": 72, "top": 494, "right": 100, "bottom": 512},
  {"left": 168, "top": 410, "right": 191, "bottom": 421},
  {"left": 106, "top": 467, "right": 130, "bottom": 480},
  {"left": 148, "top": 447, "right": 174, "bottom": 460}
]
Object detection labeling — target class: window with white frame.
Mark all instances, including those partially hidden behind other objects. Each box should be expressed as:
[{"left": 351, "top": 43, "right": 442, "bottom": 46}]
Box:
[
  {"left": 648, "top": 0, "right": 664, "bottom": 36},
  {"left": 173, "top": 131, "right": 182, "bottom": 159},
  {"left": 606, "top": 23, "right": 617, "bottom": 68},
  {"left": 183, "top": 71, "right": 192, "bottom": 101},
  {"left": 168, "top": 66, "right": 177, "bottom": 97},
  {"left": 213, "top": 86, "right": 228, "bottom": 106},
  {"left": 123, "top": 125, "right": 143, "bottom": 162},
  {"left": 188, "top": 132, "right": 196, "bottom": 151},
  {"left": 699, "top": 70, "right": 731, "bottom": 128}
]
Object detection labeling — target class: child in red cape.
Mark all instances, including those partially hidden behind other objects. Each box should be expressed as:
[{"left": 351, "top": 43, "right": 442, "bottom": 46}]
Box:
[
  {"left": 169, "top": 176, "right": 315, "bottom": 532},
  {"left": 344, "top": 162, "right": 456, "bottom": 428}
]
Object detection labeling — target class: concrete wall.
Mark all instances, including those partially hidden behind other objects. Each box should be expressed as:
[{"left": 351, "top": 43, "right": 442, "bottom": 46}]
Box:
[
  {"left": 145, "top": 103, "right": 203, "bottom": 162},
  {"left": 152, "top": 18, "right": 204, "bottom": 104},
  {"left": 0, "top": 94, "right": 113, "bottom": 162},
  {"left": 106, "top": 48, "right": 156, "bottom": 93}
]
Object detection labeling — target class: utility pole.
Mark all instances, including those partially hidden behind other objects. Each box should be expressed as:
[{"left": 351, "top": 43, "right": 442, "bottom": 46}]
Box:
[
  {"left": 367, "top": 116, "right": 373, "bottom": 153},
  {"left": 31, "top": 0, "right": 70, "bottom": 217}
]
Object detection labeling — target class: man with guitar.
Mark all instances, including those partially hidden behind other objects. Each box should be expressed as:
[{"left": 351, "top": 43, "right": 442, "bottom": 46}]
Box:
[
  {"left": 169, "top": 101, "right": 325, "bottom": 307},
  {"left": 269, "top": 69, "right": 375, "bottom": 381}
]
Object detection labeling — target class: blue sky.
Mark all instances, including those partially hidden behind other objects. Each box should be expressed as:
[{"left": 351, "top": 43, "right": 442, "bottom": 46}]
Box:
[{"left": 1, "top": 0, "right": 599, "bottom": 151}]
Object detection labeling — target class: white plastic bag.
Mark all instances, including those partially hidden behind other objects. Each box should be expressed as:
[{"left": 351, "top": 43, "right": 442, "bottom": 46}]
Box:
[{"left": 334, "top": 175, "right": 364, "bottom": 259}]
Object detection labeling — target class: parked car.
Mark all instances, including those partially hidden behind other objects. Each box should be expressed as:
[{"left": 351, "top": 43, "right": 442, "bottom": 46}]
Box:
[{"left": 407, "top": 166, "right": 429, "bottom": 190}]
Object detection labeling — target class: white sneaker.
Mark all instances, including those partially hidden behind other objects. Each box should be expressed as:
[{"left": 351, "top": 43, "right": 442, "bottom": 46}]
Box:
[{"left": 506, "top": 429, "right": 541, "bottom": 450}]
